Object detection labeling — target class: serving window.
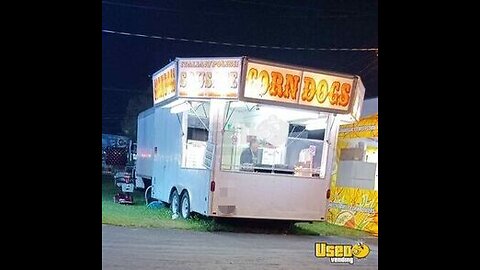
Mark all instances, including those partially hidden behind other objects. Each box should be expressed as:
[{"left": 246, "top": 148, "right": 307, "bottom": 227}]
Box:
[
  {"left": 179, "top": 101, "right": 210, "bottom": 169},
  {"left": 221, "top": 101, "right": 329, "bottom": 178}
]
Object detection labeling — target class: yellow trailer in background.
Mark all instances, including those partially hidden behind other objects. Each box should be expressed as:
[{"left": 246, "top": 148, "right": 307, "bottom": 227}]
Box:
[{"left": 327, "top": 112, "right": 378, "bottom": 235}]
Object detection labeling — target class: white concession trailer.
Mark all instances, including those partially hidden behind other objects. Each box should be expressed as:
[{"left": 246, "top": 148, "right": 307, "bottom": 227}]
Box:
[{"left": 136, "top": 57, "right": 365, "bottom": 221}]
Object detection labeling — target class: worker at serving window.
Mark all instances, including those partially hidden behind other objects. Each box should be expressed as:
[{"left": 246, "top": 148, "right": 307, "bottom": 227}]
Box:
[{"left": 240, "top": 137, "right": 259, "bottom": 165}]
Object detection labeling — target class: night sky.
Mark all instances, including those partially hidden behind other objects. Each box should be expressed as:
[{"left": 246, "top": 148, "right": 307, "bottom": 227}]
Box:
[{"left": 102, "top": 0, "right": 378, "bottom": 135}]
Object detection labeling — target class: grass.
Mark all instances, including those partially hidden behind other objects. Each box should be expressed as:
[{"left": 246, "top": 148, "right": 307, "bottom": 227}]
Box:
[
  {"left": 102, "top": 177, "right": 210, "bottom": 230},
  {"left": 102, "top": 175, "right": 373, "bottom": 239},
  {"left": 292, "top": 222, "right": 371, "bottom": 238}
]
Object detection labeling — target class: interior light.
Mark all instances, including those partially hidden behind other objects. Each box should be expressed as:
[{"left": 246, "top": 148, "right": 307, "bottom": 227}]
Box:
[
  {"left": 170, "top": 102, "right": 191, "bottom": 114},
  {"left": 305, "top": 119, "right": 327, "bottom": 130}
]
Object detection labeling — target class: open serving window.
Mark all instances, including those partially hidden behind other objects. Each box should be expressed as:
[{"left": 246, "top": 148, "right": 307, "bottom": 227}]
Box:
[
  {"left": 221, "top": 101, "right": 330, "bottom": 178},
  {"left": 181, "top": 101, "right": 210, "bottom": 169}
]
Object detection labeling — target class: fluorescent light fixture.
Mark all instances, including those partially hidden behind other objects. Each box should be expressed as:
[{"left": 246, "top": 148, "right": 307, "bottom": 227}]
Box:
[
  {"left": 163, "top": 98, "right": 187, "bottom": 108},
  {"left": 259, "top": 106, "right": 320, "bottom": 122},
  {"left": 170, "top": 102, "right": 191, "bottom": 114},
  {"left": 230, "top": 101, "right": 246, "bottom": 108},
  {"left": 305, "top": 119, "right": 327, "bottom": 130},
  {"left": 190, "top": 101, "right": 201, "bottom": 108}
]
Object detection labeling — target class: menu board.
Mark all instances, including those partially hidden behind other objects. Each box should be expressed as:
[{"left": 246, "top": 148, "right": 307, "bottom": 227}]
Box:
[
  {"left": 203, "top": 142, "right": 215, "bottom": 169},
  {"left": 184, "top": 140, "right": 207, "bottom": 169}
]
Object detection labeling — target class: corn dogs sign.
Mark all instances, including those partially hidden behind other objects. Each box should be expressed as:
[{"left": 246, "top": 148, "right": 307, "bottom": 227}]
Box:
[{"left": 243, "top": 61, "right": 356, "bottom": 113}]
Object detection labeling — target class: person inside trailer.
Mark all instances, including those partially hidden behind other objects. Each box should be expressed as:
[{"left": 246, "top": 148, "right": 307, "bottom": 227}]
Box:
[{"left": 240, "top": 137, "right": 259, "bottom": 167}]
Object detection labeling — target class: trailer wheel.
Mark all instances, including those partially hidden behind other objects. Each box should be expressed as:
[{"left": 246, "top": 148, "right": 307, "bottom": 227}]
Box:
[
  {"left": 180, "top": 192, "right": 191, "bottom": 219},
  {"left": 170, "top": 190, "right": 180, "bottom": 214}
]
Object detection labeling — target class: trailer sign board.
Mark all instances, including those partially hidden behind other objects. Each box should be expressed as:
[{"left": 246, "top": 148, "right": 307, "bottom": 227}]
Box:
[
  {"left": 243, "top": 60, "right": 357, "bottom": 114},
  {"left": 177, "top": 57, "right": 242, "bottom": 99},
  {"left": 152, "top": 62, "right": 176, "bottom": 105}
]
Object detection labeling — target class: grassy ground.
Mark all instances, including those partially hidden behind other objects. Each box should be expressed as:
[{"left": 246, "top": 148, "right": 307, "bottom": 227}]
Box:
[{"left": 102, "top": 175, "right": 373, "bottom": 239}]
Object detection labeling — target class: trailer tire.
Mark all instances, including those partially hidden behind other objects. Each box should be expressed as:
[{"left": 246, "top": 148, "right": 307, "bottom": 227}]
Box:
[
  {"left": 180, "top": 192, "right": 191, "bottom": 219},
  {"left": 170, "top": 190, "right": 180, "bottom": 214}
]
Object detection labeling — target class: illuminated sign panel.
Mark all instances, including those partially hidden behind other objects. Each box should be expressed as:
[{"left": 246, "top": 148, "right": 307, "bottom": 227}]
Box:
[
  {"left": 152, "top": 62, "right": 176, "bottom": 105},
  {"left": 177, "top": 57, "right": 242, "bottom": 98},
  {"left": 243, "top": 60, "right": 356, "bottom": 113}
]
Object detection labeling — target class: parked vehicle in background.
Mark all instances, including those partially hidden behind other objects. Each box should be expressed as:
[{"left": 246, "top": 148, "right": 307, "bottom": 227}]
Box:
[{"left": 102, "top": 133, "right": 136, "bottom": 175}]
